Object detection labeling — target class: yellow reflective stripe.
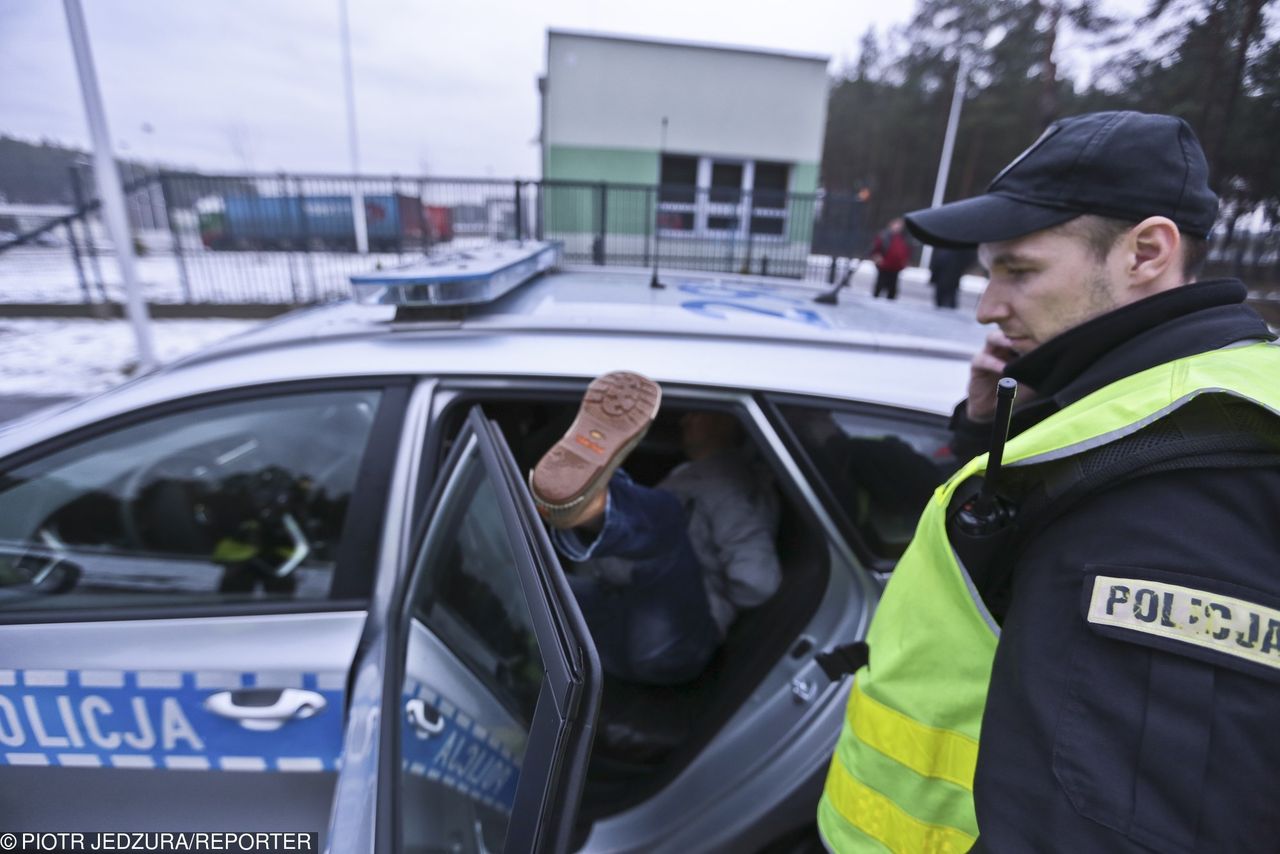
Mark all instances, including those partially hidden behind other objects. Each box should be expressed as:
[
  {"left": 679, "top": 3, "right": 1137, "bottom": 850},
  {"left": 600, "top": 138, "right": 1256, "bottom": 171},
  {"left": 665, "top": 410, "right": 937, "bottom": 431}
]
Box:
[
  {"left": 849, "top": 682, "right": 978, "bottom": 790},
  {"left": 822, "top": 753, "right": 976, "bottom": 854},
  {"left": 818, "top": 795, "right": 890, "bottom": 854}
]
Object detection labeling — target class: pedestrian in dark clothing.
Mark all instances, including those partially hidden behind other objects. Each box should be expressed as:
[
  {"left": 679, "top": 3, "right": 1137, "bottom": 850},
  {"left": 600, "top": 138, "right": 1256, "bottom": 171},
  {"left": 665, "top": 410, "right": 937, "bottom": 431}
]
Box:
[
  {"left": 929, "top": 245, "right": 976, "bottom": 309},
  {"left": 818, "top": 111, "right": 1280, "bottom": 854},
  {"left": 870, "top": 218, "right": 911, "bottom": 299}
]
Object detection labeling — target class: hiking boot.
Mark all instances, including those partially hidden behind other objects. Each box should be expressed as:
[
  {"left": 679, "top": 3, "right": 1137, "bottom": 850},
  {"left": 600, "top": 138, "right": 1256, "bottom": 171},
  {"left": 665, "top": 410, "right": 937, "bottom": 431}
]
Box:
[{"left": 530, "top": 371, "right": 661, "bottom": 528}]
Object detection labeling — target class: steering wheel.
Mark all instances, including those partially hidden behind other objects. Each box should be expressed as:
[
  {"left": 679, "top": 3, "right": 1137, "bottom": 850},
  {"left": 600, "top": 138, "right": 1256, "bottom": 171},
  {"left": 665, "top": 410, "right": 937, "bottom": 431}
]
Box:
[
  {"left": 2, "top": 531, "right": 82, "bottom": 596},
  {"left": 120, "top": 447, "right": 226, "bottom": 556},
  {"left": 121, "top": 440, "right": 318, "bottom": 580}
]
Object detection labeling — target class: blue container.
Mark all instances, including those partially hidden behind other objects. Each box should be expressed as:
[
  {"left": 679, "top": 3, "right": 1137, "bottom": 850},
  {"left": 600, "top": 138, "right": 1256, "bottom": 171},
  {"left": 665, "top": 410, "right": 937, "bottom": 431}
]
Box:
[{"left": 212, "top": 194, "right": 409, "bottom": 249}]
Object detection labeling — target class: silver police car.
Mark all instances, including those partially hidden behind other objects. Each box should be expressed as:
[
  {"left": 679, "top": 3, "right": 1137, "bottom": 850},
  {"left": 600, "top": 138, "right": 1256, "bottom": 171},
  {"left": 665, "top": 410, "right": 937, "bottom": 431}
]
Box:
[{"left": 0, "top": 243, "right": 983, "bottom": 852}]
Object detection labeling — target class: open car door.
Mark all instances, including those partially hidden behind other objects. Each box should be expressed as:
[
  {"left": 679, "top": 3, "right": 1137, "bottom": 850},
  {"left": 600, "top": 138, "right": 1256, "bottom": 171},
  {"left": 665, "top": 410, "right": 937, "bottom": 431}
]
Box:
[{"left": 328, "top": 406, "right": 601, "bottom": 853}]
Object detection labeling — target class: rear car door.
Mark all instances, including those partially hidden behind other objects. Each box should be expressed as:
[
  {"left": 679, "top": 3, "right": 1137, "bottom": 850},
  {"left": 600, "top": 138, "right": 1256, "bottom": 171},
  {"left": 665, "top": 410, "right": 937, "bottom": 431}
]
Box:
[
  {"left": 0, "top": 381, "right": 410, "bottom": 835},
  {"left": 765, "top": 393, "right": 960, "bottom": 572},
  {"left": 329, "top": 407, "right": 601, "bottom": 853}
]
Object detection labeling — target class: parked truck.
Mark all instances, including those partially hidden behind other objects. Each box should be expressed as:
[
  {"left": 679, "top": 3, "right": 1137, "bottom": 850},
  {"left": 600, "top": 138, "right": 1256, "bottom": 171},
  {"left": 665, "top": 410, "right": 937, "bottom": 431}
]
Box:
[{"left": 199, "top": 193, "right": 453, "bottom": 251}]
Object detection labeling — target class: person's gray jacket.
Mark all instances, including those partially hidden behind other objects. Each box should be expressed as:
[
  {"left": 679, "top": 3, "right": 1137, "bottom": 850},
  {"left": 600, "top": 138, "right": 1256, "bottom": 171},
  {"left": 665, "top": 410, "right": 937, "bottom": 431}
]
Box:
[
  {"left": 576, "top": 448, "right": 782, "bottom": 638},
  {"left": 659, "top": 448, "right": 782, "bottom": 636}
]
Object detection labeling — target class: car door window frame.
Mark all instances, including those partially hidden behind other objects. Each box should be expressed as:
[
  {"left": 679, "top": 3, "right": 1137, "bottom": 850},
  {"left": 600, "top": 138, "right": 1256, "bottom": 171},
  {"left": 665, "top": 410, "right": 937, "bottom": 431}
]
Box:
[
  {"left": 427, "top": 378, "right": 858, "bottom": 586},
  {"left": 378, "top": 407, "right": 600, "bottom": 854},
  {"left": 427, "top": 380, "right": 834, "bottom": 538},
  {"left": 0, "top": 377, "right": 412, "bottom": 624},
  {"left": 761, "top": 392, "right": 955, "bottom": 574}
]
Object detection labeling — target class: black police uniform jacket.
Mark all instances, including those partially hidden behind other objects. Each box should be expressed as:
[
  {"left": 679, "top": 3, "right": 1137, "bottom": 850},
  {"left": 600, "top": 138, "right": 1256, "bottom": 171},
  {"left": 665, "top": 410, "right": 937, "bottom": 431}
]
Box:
[{"left": 950, "top": 279, "right": 1280, "bottom": 853}]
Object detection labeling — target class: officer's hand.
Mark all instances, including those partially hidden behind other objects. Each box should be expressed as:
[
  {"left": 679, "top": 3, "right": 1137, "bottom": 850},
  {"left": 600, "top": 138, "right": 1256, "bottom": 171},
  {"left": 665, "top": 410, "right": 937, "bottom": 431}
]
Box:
[{"left": 966, "top": 330, "right": 1034, "bottom": 421}]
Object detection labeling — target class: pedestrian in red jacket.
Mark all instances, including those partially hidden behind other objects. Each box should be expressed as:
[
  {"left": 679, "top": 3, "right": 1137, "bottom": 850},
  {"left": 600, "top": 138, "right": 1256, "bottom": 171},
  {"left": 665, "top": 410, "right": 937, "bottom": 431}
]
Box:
[{"left": 870, "top": 218, "right": 911, "bottom": 300}]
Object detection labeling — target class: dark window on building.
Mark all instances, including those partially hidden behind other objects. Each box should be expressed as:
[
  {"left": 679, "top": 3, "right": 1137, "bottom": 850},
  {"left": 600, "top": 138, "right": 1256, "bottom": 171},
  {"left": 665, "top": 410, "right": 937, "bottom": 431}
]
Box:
[
  {"left": 710, "top": 162, "right": 744, "bottom": 204},
  {"left": 749, "top": 216, "right": 786, "bottom": 236},
  {"left": 659, "top": 155, "right": 698, "bottom": 204},
  {"left": 753, "top": 162, "right": 789, "bottom": 210}
]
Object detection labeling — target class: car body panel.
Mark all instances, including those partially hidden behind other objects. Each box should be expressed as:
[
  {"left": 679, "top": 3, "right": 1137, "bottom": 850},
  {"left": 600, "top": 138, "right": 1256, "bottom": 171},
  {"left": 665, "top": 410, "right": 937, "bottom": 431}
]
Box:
[
  {"left": 0, "top": 262, "right": 984, "bottom": 850},
  {"left": 0, "top": 342, "right": 971, "bottom": 465},
  {"left": 0, "top": 611, "right": 365, "bottom": 833},
  {"left": 0, "top": 265, "right": 983, "bottom": 455}
]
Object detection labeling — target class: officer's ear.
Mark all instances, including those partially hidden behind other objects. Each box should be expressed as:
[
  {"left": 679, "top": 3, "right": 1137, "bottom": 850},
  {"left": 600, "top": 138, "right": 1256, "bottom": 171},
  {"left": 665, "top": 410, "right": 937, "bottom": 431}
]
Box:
[{"left": 1123, "top": 216, "right": 1183, "bottom": 293}]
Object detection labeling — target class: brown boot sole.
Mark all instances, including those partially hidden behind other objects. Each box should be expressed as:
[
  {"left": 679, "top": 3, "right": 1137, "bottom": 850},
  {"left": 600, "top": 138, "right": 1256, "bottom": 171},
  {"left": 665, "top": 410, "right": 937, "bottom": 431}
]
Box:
[{"left": 530, "top": 371, "right": 661, "bottom": 526}]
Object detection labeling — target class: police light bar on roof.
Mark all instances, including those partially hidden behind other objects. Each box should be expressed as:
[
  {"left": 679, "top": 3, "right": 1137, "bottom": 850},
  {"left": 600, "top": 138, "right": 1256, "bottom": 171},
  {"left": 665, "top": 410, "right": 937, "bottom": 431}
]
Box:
[{"left": 349, "top": 240, "right": 561, "bottom": 308}]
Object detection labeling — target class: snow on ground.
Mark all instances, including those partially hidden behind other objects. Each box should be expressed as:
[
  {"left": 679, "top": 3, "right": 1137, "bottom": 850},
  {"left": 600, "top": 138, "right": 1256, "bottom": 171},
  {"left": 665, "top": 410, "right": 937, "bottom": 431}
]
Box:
[
  {"left": 0, "top": 318, "right": 258, "bottom": 396},
  {"left": 0, "top": 246, "right": 415, "bottom": 304}
]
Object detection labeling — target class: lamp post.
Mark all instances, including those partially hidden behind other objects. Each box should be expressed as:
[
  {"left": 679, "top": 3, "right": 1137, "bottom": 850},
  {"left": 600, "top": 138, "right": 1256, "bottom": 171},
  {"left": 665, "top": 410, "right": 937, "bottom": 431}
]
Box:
[
  {"left": 650, "top": 116, "right": 668, "bottom": 289},
  {"left": 338, "top": 0, "right": 369, "bottom": 255},
  {"left": 920, "top": 52, "right": 969, "bottom": 274},
  {"left": 63, "top": 0, "right": 157, "bottom": 371},
  {"left": 920, "top": 27, "right": 1004, "bottom": 273}
]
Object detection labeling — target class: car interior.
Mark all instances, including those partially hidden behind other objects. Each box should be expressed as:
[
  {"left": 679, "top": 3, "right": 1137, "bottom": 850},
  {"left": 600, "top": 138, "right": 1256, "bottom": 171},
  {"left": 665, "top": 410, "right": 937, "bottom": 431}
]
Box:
[
  {"left": 0, "top": 392, "right": 380, "bottom": 609},
  {"left": 437, "top": 391, "right": 833, "bottom": 825}
]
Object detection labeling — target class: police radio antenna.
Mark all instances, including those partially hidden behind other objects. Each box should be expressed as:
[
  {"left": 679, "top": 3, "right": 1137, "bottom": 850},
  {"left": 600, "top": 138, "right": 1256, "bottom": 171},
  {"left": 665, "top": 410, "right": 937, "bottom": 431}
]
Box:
[
  {"left": 650, "top": 116, "right": 668, "bottom": 290},
  {"left": 951, "top": 377, "right": 1019, "bottom": 539},
  {"left": 975, "top": 378, "right": 1018, "bottom": 516}
]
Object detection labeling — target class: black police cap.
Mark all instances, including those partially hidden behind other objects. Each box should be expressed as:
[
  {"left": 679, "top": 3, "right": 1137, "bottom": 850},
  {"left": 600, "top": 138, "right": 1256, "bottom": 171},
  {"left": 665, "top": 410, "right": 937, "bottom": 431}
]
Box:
[{"left": 905, "top": 111, "right": 1219, "bottom": 248}]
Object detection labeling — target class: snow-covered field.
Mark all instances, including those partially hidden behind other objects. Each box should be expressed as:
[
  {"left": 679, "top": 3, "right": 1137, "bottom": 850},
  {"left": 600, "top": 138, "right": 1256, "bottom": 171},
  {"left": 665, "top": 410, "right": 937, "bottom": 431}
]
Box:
[{"left": 0, "top": 318, "right": 257, "bottom": 396}]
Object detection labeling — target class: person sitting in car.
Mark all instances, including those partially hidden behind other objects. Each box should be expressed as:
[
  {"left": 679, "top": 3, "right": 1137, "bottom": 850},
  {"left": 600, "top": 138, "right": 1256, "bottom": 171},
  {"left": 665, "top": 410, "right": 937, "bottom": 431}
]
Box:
[{"left": 530, "top": 371, "right": 782, "bottom": 685}]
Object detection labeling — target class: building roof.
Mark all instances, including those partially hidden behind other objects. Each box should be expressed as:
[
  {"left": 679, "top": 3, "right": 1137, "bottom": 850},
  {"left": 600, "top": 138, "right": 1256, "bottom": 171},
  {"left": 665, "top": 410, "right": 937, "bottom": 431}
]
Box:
[{"left": 547, "top": 28, "right": 830, "bottom": 65}]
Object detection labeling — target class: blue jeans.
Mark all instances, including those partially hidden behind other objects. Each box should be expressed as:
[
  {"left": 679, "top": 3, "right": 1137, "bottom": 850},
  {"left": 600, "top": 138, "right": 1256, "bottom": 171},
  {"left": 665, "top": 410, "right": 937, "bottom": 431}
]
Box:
[{"left": 552, "top": 471, "right": 719, "bottom": 685}]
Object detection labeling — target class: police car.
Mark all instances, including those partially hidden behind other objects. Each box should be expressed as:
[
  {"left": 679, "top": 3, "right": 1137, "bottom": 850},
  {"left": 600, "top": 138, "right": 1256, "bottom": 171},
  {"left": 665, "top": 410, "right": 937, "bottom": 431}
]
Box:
[{"left": 0, "top": 242, "right": 984, "bottom": 852}]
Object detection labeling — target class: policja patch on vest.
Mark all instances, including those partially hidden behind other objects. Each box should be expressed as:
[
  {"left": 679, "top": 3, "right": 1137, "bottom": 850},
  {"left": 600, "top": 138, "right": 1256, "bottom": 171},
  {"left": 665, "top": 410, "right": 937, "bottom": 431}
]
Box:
[{"left": 1087, "top": 574, "right": 1280, "bottom": 673}]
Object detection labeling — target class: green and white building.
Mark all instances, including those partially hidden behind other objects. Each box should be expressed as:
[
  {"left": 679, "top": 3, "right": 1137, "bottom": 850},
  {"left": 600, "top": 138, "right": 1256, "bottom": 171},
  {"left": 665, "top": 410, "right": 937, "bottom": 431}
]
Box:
[{"left": 539, "top": 30, "right": 830, "bottom": 273}]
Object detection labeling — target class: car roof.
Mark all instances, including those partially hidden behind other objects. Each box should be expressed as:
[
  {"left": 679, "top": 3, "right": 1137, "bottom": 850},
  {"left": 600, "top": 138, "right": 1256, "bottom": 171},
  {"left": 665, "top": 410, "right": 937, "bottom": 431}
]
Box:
[
  {"left": 0, "top": 266, "right": 987, "bottom": 452},
  {"left": 208, "top": 265, "right": 985, "bottom": 360}
]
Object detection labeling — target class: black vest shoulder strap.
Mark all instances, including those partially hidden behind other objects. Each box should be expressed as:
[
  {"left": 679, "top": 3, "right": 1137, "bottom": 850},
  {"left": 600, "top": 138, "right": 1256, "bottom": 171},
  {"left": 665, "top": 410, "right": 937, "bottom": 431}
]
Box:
[
  {"left": 968, "top": 393, "right": 1280, "bottom": 623},
  {"left": 1019, "top": 393, "right": 1280, "bottom": 529}
]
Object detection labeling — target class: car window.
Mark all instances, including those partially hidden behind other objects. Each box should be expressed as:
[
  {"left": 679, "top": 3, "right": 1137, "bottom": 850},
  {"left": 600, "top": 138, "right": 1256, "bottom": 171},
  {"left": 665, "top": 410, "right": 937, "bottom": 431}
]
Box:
[
  {"left": 0, "top": 389, "right": 381, "bottom": 612},
  {"left": 399, "top": 440, "right": 545, "bottom": 852},
  {"left": 774, "top": 401, "right": 958, "bottom": 564},
  {"left": 412, "top": 465, "right": 543, "bottom": 724}
]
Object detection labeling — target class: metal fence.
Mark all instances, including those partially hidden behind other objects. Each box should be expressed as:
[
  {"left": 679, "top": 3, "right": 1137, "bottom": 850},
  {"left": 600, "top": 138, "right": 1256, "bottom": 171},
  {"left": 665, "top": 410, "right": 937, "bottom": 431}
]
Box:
[
  {"left": 1205, "top": 228, "right": 1280, "bottom": 285},
  {"left": 4, "top": 167, "right": 1278, "bottom": 307},
  {"left": 159, "top": 172, "right": 521, "bottom": 303},
  {"left": 0, "top": 169, "right": 891, "bottom": 306}
]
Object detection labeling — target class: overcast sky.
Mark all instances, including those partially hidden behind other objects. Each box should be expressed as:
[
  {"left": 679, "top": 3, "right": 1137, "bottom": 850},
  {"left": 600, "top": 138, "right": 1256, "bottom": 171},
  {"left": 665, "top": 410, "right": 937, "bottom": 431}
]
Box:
[
  {"left": 0, "top": 0, "right": 927, "bottom": 178},
  {"left": 3, "top": 1, "right": 1148, "bottom": 179}
]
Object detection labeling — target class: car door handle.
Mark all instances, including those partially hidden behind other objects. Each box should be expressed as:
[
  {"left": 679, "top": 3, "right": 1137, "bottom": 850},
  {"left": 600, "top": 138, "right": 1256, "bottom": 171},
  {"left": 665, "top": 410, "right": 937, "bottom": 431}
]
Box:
[
  {"left": 405, "top": 698, "right": 446, "bottom": 738},
  {"left": 204, "top": 688, "right": 327, "bottom": 732}
]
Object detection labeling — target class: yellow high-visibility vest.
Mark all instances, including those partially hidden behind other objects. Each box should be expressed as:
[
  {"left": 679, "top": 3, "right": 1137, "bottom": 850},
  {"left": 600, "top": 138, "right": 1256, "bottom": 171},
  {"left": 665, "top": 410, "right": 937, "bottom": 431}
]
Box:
[{"left": 817, "top": 341, "right": 1280, "bottom": 853}]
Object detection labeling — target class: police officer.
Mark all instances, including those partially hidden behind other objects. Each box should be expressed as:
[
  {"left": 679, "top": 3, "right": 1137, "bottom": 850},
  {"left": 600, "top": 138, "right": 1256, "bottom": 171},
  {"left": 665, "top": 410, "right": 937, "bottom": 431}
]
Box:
[{"left": 817, "top": 111, "right": 1280, "bottom": 852}]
